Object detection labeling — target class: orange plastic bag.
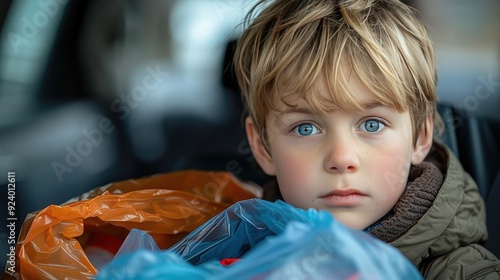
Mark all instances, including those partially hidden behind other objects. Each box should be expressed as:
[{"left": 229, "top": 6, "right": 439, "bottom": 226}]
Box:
[{"left": 6, "top": 170, "right": 259, "bottom": 280}]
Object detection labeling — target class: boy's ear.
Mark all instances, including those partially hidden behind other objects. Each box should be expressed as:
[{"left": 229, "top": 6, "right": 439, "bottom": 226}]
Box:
[
  {"left": 411, "top": 114, "right": 434, "bottom": 164},
  {"left": 245, "top": 116, "right": 276, "bottom": 176}
]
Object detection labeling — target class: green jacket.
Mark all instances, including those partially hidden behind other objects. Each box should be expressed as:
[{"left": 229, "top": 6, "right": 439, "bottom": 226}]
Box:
[{"left": 390, "top": 142, "right": 500, "bottom": 279}]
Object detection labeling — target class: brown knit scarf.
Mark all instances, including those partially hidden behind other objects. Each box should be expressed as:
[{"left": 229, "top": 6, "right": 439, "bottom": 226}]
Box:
[{"left": 367, "top": 161, "right": 444, "bottom": 242}]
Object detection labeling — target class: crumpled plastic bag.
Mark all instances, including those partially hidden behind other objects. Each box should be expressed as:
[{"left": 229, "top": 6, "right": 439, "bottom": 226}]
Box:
[
  {"left": 114, "top": 228, "right": 160, "bottom": 258},
  {"left": 8, "top": 170, "right": 259, "bottom": 280},
  {"left": 98, "top": 199, "right": 423, "bottom": 280}
]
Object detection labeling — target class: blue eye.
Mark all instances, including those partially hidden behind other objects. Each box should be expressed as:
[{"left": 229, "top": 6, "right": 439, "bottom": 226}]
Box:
[
  {"left": 293, "top": 123, "right": 320, "bottom": 136},
  {"left": 360, "top": 119, "right": 385, "bottom": 133}
]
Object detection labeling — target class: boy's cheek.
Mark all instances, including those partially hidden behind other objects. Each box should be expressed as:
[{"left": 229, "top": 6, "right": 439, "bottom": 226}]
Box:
[
  {"left": 275, "top": 157, "right": 310, "bottom": 185},
  {"left": 376, "top": 154, "right": 411, "bottom": 190},
  {"left": 275, "top": 144, "right": 318, "bottom": 171},
  {"left": 274, "top": 153, "right": 313, "bottom": 193}
]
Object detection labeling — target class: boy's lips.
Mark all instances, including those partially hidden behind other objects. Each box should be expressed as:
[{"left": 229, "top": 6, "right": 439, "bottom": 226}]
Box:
[{"left": 319, "top": 188, "right": 367, "bottom": 207}]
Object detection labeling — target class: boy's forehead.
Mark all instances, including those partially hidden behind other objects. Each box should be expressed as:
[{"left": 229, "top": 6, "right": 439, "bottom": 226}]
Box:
[{"left": 271, "top": 73, "right": 389, "bottom": 114}]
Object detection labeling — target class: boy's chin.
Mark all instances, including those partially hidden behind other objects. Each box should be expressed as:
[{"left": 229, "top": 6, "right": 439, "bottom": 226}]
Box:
[
  {"left": 339, "top": 220, "right": 368, "bottom": 230},
  {"left": 325, "top": 211, "right": 374, "bottom": 230}
]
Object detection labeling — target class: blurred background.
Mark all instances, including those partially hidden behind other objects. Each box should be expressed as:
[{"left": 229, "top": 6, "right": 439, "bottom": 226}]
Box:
[{"left": 0, "top": 0, "right": 499, "bottom": 269}]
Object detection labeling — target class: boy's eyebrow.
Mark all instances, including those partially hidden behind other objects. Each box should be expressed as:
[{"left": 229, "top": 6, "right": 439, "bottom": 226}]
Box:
[
  {"left": 278, "top": 101, "right": 387, "bottom": 115},
  {"left": 361, "top": 101, "right": 386, "bottom": 110},
  {"left": 279, "top": 107, "right": 316, "bottom": 115}
]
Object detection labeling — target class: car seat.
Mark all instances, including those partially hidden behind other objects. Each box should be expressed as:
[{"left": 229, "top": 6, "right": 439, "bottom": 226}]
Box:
[{"left": 437, "top": 103, "right": 500, "bottom": 257}]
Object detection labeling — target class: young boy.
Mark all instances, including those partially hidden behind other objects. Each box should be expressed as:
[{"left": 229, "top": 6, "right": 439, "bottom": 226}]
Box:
[{"left": 234, "top": 0, "right": 500, "bottom": 278}]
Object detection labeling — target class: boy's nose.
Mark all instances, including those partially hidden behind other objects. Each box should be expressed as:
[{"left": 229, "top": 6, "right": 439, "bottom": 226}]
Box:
[{"left": 324, "top": 138, "right": 360, "bottom": 174}]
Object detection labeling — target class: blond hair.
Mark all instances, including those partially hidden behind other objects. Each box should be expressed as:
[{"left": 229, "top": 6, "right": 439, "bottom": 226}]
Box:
[{"left": 234, "top": 0, "right": 442, "bottom": 144}]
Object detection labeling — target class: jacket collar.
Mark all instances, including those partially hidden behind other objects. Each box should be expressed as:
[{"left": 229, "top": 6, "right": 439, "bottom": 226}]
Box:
[{"left": 373, "top": 141, "right": 488, "bottom": 266}]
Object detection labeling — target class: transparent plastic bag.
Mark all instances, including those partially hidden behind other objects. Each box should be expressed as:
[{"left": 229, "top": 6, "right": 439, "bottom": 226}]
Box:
[
  {"left": 98, "top": 199, "right": 423, "bottom": 280},
  {"left": 114, "top": 228, "right": 160, "bottom": 258},
  {"left": 10, "top": 170, "right": 259, "bottom": 280}
]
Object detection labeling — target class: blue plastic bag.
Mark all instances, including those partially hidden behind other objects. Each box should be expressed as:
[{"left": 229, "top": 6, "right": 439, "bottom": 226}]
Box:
[{"left": 98, "top": 199, "right": 422, "bottom": 279}]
